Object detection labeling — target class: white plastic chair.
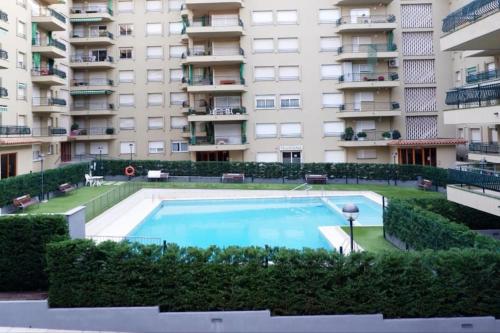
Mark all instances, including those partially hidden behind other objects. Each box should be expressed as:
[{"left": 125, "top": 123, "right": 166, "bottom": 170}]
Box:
[{"left": 85, "top": 174, "right": 93, "bottom": 187}]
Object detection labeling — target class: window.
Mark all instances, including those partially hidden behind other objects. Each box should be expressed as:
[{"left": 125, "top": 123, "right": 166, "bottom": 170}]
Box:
[
  {"left": 120, "top": 142, "right": 136, "bottom": 154},
  {"left": 321, "top": 64, "right": 341, "bottom": 80},
  {"left": 355, "top": 120, "right": 376, "bottom": 133},
  {"left": 170, "top": 45, "right": 186, "bottom": 58},
  {"left": 277, "top": 10, "right": 298, "bottom": 24},
  {"left": 120, "top": 47, "right": 133, "bottom": 59},
  {"left": 357, "top": 149, "right": 377, "bottom": 159},
  {"left": 119, "top": 70, "right": 134, "bottom": 83},
  {"left": 466, "top": 66, "right": 477, "bottom": 77},
  {"left": 1, "top": 153, "right": 17, "bottom": 179},
  {"left": 253, "top": 38, "right": 274, "bottom": 53},
  {"left": 146, "top": 23, "right": 163, "bottom": 36},
  {"left": 17, "top": 20, "right": 26, "bottom": 38},
  {"left": 33, "top": 145, "right": 42, "bottom": 161},
  {"left": 470, "top": 128, "right": 481, "bottom": 143},
  {"left": 320, "top": 37, "right": 340, "bottom": 52},
  {"left": 254, "top": 66, "right": 275, "bottom": 81},
  {"left": 278, "top": 66, "right": 300, "bottom": 81},
  {"left": 169, "top": 69, "right": 183, "bottom": 82},
  {"left": 255, "top": 95, "right": 275, "bottom": 109},
  {"left": 118, "top": 1, "right": 133, "bottom": 12},
  {"left": 146, "top": 0, "right": 162, "bottom": 11},
  {"left": 171, "top": 116, "right": 188, "bottom": 129},
  {"left": 148, "top": 117, "right": 164, "bottom": 129},
  {"left": 319, "top": 9, "right": 340, "bottom": 23},
  {"left": 147, "top": 69, "right": 163, "bottom": 82},
  {"left": 168, "top": 0, "right": 184, "bottom": 11},
  {"left": 17, "top": 83, "right": 26, "bottom": 100},
  {"left": 90, "top": 142, "right": 109, "bottom": 155},
  {"left": 252, "top": 11, "right": 273, "bottom": 25},
  {"left": 325, "top": 150, "right": 346, "bottom": 163},
  {"left": 148, "top": 93, "right": 163, "bottom": 106},
  {"left": 255, "top": 123, "right": 277, "bottom": 138},
  {"left": 169, "top": 22, "right": 183, "bottom": 35},
  {"left": 149, "top": 141, "right": 165, "bottom": 154},
  {"left": 323, "top": 121, "right": 344, "bottom": 136},
  {"left": 322, "top": 93, "right": 343, "bottom": 108},
  {"left": 170, "top": 92, "right": 187, "bottom": 105},
  {"left": 119, "top": 94, "right": 135, "bottom": 106},
  {"left": 119, "top": 117, "right": 135, "bottom": 130},
  {"left": 119, "top": 24, "right": 133, "bottom": 36},
  {"left": 455, "top": 70, "right": 462, "bottom": 83},
  {"left": 171, "top": 141, "right": 188, "bottom": 152},
  {"left": 280, "top": 123, "right": 301, "bottom": 137},
  {"left": 256, "top": 152, "right": 278, "bottom": 163},
  {"left": 147, "top": 46, "right": 163, "bottom": 59},
  {"left": 17, "top": 52, "right": 26, "bottom": 69},
  {"left": 16, "top": 0, "right": 26, "bottom": 7},
  {"left": 277, "top": 38, "right": 299, "bottom": 53},
  {"left": 280, "top": 94, "right": 300, "bottom": 108},
  {"left": 282, "top": 151, "right": 301, "bottom": 164}
]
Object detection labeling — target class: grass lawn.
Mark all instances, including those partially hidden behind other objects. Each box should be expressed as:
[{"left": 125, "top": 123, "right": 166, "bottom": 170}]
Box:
[{"left": 341, "top": 226, "right": 397, "bottom": 253}]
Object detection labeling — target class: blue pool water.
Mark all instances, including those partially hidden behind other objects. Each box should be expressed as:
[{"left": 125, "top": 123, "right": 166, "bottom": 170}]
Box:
[{"left": 128, "top": 196, "right": 382, "bottom": 250}]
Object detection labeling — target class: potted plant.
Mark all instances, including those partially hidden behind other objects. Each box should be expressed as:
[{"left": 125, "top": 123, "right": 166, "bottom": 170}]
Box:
[
  {"left": 382, "top": 131, "right": 392, "bottom": 140},
  {"left": 105, "top": 127, "right": 115, "bottom": 135},
  {"left": 378, "top": 76, "right": 385, "bottom": 81},
  {"left": 70, "top": 123, "right": 79, "bottom": 136},
  {"left": 357, "top": 132, "right": 367, "bottom": 141},
  {"left": 392, "top": 130, "right": 401, "bottom": 140},
  {"left": 343, "top": 127, "right": 354, "bottom": 141}
]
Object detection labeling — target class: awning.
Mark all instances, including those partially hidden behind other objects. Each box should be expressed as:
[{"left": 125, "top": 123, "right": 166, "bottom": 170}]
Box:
[
  {"left": 388, "top": 138, "right": 467, "bottom": 147},
  {"left": 0, "top": 105, "right": 7, "bottom": 112},
  {"left": 70, "top": 18, "right": 103, "bottom": 23},
  {"left": 70, "top": 90, "right": 113, "bottom": 96},
  {"left": 0, "top": 138, "right": 42, "bottom": 146}
]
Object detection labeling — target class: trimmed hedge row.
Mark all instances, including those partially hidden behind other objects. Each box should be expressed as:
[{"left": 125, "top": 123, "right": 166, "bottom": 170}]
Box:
[
  {"left": 98, "top": 160, "right": 449, "bottom": 184},
  {"left": 0, "top": 215, "right": 69, "bottom": 291},
  {"left": 47, "top": 240, "right": 500, "bottom": 318},
  {"left": 0, "top": 163, "right": 87, "bottom": 206},
  {"left": 384, "top": 199, "right": 500, "bottom": 251}
]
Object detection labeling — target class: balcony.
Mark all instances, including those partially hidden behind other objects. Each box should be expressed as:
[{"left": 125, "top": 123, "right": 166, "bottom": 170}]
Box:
[
  {"left": 338, "top": 130, "right": 396, "bottom": 147},
  {"left": 188, "top": 107, "right": 248, "bottom": 122},
  {"left": 336, "top": 102, "right": 401, "bottom": 118},
  {"left": 182, "top": 47, "right": 244, "bottom": 65},
  {"left": 70, "top": 30, "right": 115, "bottom": 45},
  {"left": 70, "top": 102, "right": 116, "bottom": 116},
  {"left": 40, "top": 0, "right": 63, "bottom": 4},
  {"left": 70, "top": 79, "right": 114, "bottom": 94},
  {"left": 0, "top": 126, "right": 31, "bottom": 137},
  {"left": 337, "top": 72, "right": 399, "bottom": 90},
  {"left": 184, "top": 75, "right": 246, "bottom": 93},
  {"left": 31, "top": 8, "right": 66, "bottom": 31},
  {"left": 468, "top": 142, "right": 500, "bottom": 164},
  {"left": 0, "top": 10, "right": 8, "bottom": 31},
  {"left": 0, "top": 49, "right": 8, "bottom": 69},
  {"left": 31, "top": 67, "right": 67, "bottom": 86},
  {"left": 32, "top": 97, "right": 67, "bottom": 113},
  {"left": 336, "top": 43, "right": 398, "bottom": 61},
  {"left": 188, "top": 136, "right": 248, "bottom": 152},
  {"left": 32, "top": 38, "right": 67, "bottom": 59},
  {"left": 70, "top": 6, "right": 114, "bottom": 22},
  {"left": 185, "top": 17, "right": 244, "bottom": 38},
  {"left": 444, "top": 82, "right": 500, "bottom": 125},
  {"left": 466, "top": 69, "right": 500, "bottom": 84},
  {"left": 185, "top": 0, "right": 243, "bottom": 10},
  {"left": 337, "top": 0, "right": 393, "bottom": 4},
  {"left": 69, "top": 127, "right": 116, "bottom": 140},
  {"left": 0, "top": 87, "right": 7, "bottom": 98},
  {"left": 69, "top": 55, "right": 115, "bottom": 69},
  {"left": 441, "top": 0, "right": 500, "bottom": 51},
  {"left": 336, "top": 15, "right": 397, "bottom": 33}
]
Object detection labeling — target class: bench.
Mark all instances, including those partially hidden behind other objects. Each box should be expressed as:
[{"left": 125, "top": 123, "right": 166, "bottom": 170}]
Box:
[
  {"left": 13, "top": 195, "right": 39, "bottom": 210},
  {"left": 222, "top": 173, "right": 245, "bottom": 183},
  {"left": 58, "top": 183, "right": 76, "bottom": 194},
  {"left": 305, "top": 174, "right": 328, "bottom": 184},
  {"left": 418, "top": 179, "right": 433, "bottom": 191},
  {"left": 147, "top": 170, "right": 169, "bottom": 182}
]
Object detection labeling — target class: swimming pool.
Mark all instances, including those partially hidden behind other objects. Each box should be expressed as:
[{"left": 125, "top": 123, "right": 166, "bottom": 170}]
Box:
[{"left": 127, "top": 195, "right": 382, "bottom": 250}]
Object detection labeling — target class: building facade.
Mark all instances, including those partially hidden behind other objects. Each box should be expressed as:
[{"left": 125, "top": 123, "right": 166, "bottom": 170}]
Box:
[{"left": 0, "top": 0, "right": 462, "bottom": 178}]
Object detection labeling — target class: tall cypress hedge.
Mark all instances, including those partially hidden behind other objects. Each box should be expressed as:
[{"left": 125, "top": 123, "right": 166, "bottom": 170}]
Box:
[
  {"left": 0, "top": 215, "right": 69, "bottom": 291},
  {"left": 384, "top": 199, "right": 500, "bottom": 251},
  {"left": 46, "top": 240, "right": 500, "bottom": 318}
]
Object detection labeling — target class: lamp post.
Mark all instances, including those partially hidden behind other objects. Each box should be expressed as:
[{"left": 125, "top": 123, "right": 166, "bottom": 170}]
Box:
[
  {"left": 98, "top": 145, "right": 103, "bottom": 175},
  {"left": 342, "top": 203, "right": 359, "bottom": 253},
  {"left": 129, "top": 143, "right": 133, "bottom": 162},
  {"left": 392, "top": 152, "right": 398, "bottom": 165},
  {"left": 39, "top": 153, "right": 47, "bottom": 203}
]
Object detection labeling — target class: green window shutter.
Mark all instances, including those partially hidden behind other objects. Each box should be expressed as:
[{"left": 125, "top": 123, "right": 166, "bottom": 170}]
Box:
[
  {"left": 33, "top": 52, "right": 41, "bottom": 69},
  {"left": 31, "top": 22, "right": 37, "bottom": 45}
]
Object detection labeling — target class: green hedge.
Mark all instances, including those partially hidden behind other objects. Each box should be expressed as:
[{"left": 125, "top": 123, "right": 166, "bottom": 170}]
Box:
[
  {"left": 0, "top": 163, "right": 87, "bottom": 206},
  {"left": 47, "top": 240, "right": 500, "bottom": 318},
  {"left": 384, "top": 199, "right": 500, "bottom": 251},
  {"left": 0, "top": 215, "right": 69, "bottom": 291},
  {"left": 98, "top": 160, "right": 448, "bottom": 184}
]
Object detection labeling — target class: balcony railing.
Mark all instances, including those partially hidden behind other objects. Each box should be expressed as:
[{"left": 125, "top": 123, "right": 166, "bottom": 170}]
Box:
[
  {"left": 72, "top": 79, "right": 114, "bottom": 86},
  {"left": 0, "top": 126, "right": 30, "bottom": 136},
  {"left": 466, "top": 69, "right": 500, "bottom": 84},
  {"left": 186, "top": 75, "right": 245, "bottom": 86},
  {"left": 32, "top": 38, "right": 67, "bottom": 51},
  {"left": 446, "top": 82, "right": 500, "bottom": 108},
  {"left": 448, "top": 166, "right": 500, "bottom": 192},
  {"left": 70, "top": 6, "right": 113, "bottom": 16},
  {"left": 339, "top": 72, "right": 399, "bottom": 82},
  {"left": 190, "top": 106, "right": 246, "bottom": 115},
  {"left": 182, "top": 47, "right": 244, "bottom": 58},
  {"left": 469, "top": 142, "right": 500, "bottom": 155},
  {"left": 71, "top": 103, "right": 115, "bottom": 111},
  {"left": 339, "top": 102, "right": 400, "bottom": 112},
  {"left": 31, "top": 67, "right": 67, "bottom": 79},
  {"left": 338, "top": 43, "right": 397, "bottom": 53},
  {"left": 32, "top": 97, "right": 67, "bottom": 106},
  {"left": 70, "top": 55, "right": 114, "bottom": 63},
  {"left": 0, "top": 49, "right": 8, "bottom": 60},
  {"left": 32, "top": 127, "right": 68, "bottom": 137},
  {"left": 71, "top": 30, "right": 114, "bottom": 39},
  {"left": 336, "top": 15, "right": 396, "bottom": 26},
  {"left": 340, "top": 130, "right": 399, "bottom": 141},
  {"left": 0, "top": 87, "right": 8, "bottom": 97},
  {"left": 442, "top": 0, "right": 500, "bottom": 33},
  {"left": 32, "top": 7, "right": 66, "bottom": 23},
  {"left": 191, "top": 135, "right": 243, "bottom": 145},
  {"left": 70, "top": 127, "right": 115, "bottom": 136},
  {"left": 0, "top": 10, "right": 8, "bottom": 23},
  {"left": 190, "top": 17, "right": 244, "bottom": 28}
]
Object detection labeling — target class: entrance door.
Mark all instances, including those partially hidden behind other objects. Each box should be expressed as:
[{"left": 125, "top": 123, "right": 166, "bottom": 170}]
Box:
[
  {"left": 0, "top": 153, "right": 16, "bottom": 179},
  {"left": 282, "top": 151, "right": 301, "bottom": 164},
  {"left": 61, "top": 142, "right": 72, "bottom": 162}
]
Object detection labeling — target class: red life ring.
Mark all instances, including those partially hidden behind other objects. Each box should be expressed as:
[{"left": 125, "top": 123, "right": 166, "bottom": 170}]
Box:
[{"left": 124, "top": 166, "right": 135, "bottom": 176}]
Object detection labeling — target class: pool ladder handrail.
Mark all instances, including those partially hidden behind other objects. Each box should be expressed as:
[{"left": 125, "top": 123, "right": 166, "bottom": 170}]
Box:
[{"left": 287, "top": 183, "right": 313, "bottom": 198}]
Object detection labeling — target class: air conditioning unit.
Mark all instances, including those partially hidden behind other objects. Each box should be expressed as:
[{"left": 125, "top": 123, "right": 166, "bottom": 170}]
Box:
[{"left": 388, "top": 59, "right": 399, "bottom": 68}]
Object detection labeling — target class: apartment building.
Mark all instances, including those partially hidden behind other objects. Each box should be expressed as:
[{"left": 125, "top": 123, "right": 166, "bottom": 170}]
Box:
[{"left": 0, "top": 0, "right": 463, "bottom": 178}]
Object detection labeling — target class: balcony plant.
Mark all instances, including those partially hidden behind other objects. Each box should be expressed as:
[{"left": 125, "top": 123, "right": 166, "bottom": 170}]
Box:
[
  {"left": 342, "top": 127, "right": 354, "bottom": 141},
  {"left": 382, "top": 131, "right": 392, "bottom": 140},
  {"left": 357, "top": 131, "right": 367, "bottom": 141},
  {"left": 105, "top": 128, "right": 115, "bottom": 135},
  {"left": 392, "top": 130, "right": 401, "bottom": 140}
]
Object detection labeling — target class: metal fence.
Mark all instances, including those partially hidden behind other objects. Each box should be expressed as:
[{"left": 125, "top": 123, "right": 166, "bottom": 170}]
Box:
[
  {"left": 84, "top": 182, "right": 142, "bottom": 221},
  {"left": 442, "top": 0, "right": 500, "bottom": 33},
  {"left": 448, "top": 167, "right": 500, "bottom": 192},
  {"left": 86, "top": 235, "right": 162, "bottom": 246}
]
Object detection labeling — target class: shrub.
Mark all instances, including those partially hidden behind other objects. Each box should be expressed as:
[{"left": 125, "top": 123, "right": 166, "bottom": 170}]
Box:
[
  {"left": 0, "top": 215, "right": 69, "bottom": 291},
  {"left": 384, "top": 199, "right": 500, "bottom": 251},
  {"left": 46, "top": 240, "right": 500, "bottom": 318}
]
